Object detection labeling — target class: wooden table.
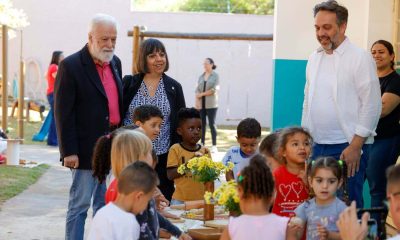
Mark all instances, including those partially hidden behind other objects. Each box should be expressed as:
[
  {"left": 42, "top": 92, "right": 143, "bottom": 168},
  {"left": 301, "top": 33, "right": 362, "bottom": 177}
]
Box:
[{"left": 162, "top": 207, "right": 229, "bottom": 240}]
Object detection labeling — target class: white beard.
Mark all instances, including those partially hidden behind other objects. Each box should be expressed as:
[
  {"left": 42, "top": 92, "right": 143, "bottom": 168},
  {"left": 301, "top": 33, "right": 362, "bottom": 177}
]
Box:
[{"left": 91, "top": 44, "right": 114, "bottom": 63}]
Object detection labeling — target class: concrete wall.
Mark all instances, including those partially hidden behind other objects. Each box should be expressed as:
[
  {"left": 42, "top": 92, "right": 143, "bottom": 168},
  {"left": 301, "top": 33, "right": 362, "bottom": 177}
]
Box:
[
  {"left": 5, "top": 0, "right": 274, "bottom": 127},
  {"left": 272, "top": 0, "right": 394, "bottom": 130}
]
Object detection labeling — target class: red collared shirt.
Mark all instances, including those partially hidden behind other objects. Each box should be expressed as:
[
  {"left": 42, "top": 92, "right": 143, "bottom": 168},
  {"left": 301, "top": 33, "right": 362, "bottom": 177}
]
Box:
[{"left": 95, "top": 62, "right": 120, "bottom": 126}]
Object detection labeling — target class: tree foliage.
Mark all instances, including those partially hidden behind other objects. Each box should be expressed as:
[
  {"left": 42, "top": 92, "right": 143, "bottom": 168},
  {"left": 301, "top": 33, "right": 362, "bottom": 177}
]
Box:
[
  {"left": 0, "top": 0, "right": 29, "bottom": 39},
  {"left": 178, "top": 0, "right": 274, "bottom": 15}
]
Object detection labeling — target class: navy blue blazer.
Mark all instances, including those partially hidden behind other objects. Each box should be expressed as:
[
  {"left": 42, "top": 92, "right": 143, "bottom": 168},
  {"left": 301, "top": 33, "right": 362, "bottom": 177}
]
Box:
[{"left": 54, "top": 45, "right": 123, "bottom": 170}]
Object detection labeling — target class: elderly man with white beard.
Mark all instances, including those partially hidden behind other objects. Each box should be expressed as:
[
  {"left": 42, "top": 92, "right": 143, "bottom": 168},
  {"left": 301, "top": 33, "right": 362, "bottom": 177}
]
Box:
[{"left": 54, "top": 13, "right": 123, "bottom": 240}]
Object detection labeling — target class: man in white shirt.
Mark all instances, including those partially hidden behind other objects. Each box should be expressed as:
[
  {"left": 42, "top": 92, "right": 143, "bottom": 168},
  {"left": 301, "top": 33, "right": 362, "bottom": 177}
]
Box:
[{"left": 301, "top": 0, "right": 381, "bottom": 208}]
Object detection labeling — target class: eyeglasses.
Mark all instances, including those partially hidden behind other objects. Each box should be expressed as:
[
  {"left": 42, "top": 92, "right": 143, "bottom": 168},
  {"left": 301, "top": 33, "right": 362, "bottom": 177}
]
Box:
[{"left": 383, "top": 191, "right": 400, "bottom": 208}]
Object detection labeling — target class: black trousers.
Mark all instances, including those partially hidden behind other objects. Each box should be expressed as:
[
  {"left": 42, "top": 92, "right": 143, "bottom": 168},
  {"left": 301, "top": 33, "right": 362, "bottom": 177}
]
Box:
[
  {"left": 200, "top": 108, "right": 218, "bottom": 146},
  {"left": 155, "top": 152, "right": 175, "bottom": 202}
]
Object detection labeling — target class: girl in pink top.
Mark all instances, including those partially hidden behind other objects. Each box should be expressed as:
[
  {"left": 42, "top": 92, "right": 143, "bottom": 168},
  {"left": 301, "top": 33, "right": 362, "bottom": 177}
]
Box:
[{"left": 220, "top": 154, "right": 297, "bottom": 240}]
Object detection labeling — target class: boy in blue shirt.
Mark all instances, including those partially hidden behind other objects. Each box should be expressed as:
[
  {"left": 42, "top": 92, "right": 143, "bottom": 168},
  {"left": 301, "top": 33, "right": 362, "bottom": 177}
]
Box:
[{"left": 222, "top": 118, "right": 261, "bottom": 181}]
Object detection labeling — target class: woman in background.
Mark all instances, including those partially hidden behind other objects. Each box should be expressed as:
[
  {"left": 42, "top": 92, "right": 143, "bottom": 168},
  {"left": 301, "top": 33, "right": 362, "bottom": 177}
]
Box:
[
  {"left": 195, "top": 58, "right": 219, "bottom": 153},
  {"left": 367, "top": 40, "right": 400, "bottom": 214},
  {"left": 46, "top": 51, "right": 63, "bottom": 146}
]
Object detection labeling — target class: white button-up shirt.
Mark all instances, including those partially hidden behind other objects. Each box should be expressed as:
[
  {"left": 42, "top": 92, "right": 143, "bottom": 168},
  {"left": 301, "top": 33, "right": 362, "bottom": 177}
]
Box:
[{"left": 301, "top": 37, "right": 381, "bottom": 144}]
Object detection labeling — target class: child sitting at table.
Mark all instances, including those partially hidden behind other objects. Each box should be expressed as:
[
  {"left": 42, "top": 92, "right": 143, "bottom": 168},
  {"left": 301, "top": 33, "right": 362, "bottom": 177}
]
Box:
[
  {"left": 93, "top": 129, "right": 190, "bottom": 240},
  {"left": 88, "top": 161, "right": 158, "bottom": 240},
  {"left": 222, "top": 118, "right": 261, "bottom": 181},
  {"left": 131, "top": 104, "right": 163, "bottom": 141},
  {"left": 259, "top": 130, "right": 281, "bottom": 172},
  {"left": 220, "top": 154, "right": 296, "bottom": 240},
  {"left": 167, "top": 108, "right": 210, "bottom": 205}
]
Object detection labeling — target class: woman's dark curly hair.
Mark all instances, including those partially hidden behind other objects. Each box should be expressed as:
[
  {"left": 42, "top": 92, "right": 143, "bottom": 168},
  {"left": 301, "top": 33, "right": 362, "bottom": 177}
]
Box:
[{"left": 238, "top": 154, "right": 275, "bottom": 201}]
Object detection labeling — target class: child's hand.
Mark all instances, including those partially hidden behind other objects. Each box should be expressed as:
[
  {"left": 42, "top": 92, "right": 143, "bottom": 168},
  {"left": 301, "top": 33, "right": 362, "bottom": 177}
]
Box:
[
  {"left": 316, "top": 225, "right": 328, "bottom": 240},
  {"left": 153, "top": 188, "right": 169, "bottom": 210},
  {"left": 194, "top": 151, "right": 203, "bottom": 157},
  {"left": 179, "top": 233, "right": 192, "bottom": 240},
  {"left": 287, "top": 217, "right": 304, "bottom": 240}
]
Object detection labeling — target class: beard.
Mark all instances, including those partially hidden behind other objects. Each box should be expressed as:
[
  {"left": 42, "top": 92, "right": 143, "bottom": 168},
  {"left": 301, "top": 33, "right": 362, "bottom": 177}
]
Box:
[
  {"left": 90, "top": 43, "right": 114, "bottom": 63},
  {"left": 318, "top": 32, "right": 340, "bottom": 51}
]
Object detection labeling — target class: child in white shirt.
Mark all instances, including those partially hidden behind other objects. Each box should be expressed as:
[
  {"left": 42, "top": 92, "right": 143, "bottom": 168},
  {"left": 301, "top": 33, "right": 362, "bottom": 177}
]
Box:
[
  {"left": 222, "top": 118, "right": 261, "bottom": 181},
  {"left": 88, "top": 161, "right": 158, "bottom": 240}
]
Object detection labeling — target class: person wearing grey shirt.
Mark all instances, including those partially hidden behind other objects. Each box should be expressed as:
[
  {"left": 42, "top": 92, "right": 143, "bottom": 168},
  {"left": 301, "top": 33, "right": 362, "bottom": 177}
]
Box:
[{"left": 195, "top": 58, "right": 219, "bottom": 153}]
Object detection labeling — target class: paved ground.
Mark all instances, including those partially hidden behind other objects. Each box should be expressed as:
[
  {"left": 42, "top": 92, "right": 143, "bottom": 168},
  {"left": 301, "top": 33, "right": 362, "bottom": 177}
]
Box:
[
  {"left": 0, "top": 145, "right": 75, "bottom": 240},
  {"left": 0, "top": 144, "right": 226, "bottom": 240}
]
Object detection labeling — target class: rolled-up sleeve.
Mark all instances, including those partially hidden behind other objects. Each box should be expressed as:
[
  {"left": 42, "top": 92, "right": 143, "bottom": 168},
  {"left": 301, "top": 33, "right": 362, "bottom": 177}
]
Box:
[{"left": 354, "top": 52, "right": 381, "bottom": 138}]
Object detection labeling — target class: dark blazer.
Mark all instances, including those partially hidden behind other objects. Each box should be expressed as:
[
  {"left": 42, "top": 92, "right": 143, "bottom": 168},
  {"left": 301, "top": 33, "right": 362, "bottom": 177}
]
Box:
[
  {"left": 54, "top": 45, "right": 123, "bottom": 170},
  {"left": 122, "top": 73, "right": 186, "bottom": 147}
]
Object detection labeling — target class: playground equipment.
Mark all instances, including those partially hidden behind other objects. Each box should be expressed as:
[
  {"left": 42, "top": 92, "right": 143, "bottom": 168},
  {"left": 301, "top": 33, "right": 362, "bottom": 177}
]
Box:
[
  {"left": 32, "top": 108, "right": 52, "bottom": 142},
  {"left": 10, "top": 99, "right": 45, "bottom": 121},
  {"left": 1, "top": 25, "right": 26, "bottom": 140}
]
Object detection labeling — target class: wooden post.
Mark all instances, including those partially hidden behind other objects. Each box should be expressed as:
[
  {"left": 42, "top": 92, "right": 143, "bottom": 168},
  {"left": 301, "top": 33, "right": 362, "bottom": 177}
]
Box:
[
  {"left": 2, "top": 25, "right": 8, "bottom": 132},
  {"left": 139, "top": 26, "right": 144, "bottom": 45},
  {"left": 127, "top": 28, "right": 273, "bottom": 75},
  {"left": 133, "top": 26, "right": 140, "bottom": 74},
  {"left": 17, "top": 31, "right": 24, "bottom": 141}
]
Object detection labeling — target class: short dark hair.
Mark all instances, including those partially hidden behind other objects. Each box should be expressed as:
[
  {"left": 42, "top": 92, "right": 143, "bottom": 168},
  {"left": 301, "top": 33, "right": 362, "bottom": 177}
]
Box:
[
  {"left": 259, "top": 131, "right": 280, "bottom": 157},
  {"left": 237, "top": 118, "right": 261, "bottom": 138},
  {"left": 386, "top": 164, "right": 400, "bottom": 189},
  {"left": 50, "top": 51, "right": 63, "bottom": 65},
  {"left": 133, "top": 104, "right": 163, "bottom": 123},
  {"left": 313, "top": 0, "right": 348, "bottom": 26},
  {"left": 177, "top": 107, "right": 201, "bottom": 127},
  {"left": 118, "top": 161, "right": 159, "bottom": 195},
  {"left": 137, "top": 38, "right": 169, "bottom": 73},
  {"left": 372, "top": 40, "right": 395, "bottom": 70}
]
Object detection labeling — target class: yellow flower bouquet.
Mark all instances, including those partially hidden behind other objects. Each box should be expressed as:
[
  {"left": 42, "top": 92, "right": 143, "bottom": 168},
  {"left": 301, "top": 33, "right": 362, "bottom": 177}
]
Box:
[
  {"left": 177, "top": 155, "right": 234, "bottom": 183},
  {"left": 204, "top": 180, "right": 241, "bottom": 214}
]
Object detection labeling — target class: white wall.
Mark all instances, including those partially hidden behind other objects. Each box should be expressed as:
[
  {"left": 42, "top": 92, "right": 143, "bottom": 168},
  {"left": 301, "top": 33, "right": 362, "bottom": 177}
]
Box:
[
  {"left": 367, "top": 0, "right": 393, "bottom": 49},
  {"left": 6, "top": 0, "right": 274, "bottom": 127},
  {"left": 273, "top": 0, "right": 391, "bottom": 60}
]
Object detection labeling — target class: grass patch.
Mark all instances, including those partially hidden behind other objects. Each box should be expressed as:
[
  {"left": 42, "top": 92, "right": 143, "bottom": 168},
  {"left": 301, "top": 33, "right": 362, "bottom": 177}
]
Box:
[
  {"left": 0, "top": 164, "right": 50, "bottom": 206},
  {"left": 5, "top": 116, "right": 46, "bottom": 145},
  {"left": 1, "top": 105, "right": 48, "bottom": 145}
]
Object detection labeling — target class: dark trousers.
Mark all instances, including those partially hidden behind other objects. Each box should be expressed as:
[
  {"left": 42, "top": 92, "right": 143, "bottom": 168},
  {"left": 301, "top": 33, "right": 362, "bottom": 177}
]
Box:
[
  {"left": 366, "top": 136, "right": 400, "bottom": 225},
  {"left": 47, "top": 93, "right": 58, "bottom": 146},
  {"left": 155, "top": 152, "right": 175, "bottom": 202},
  {"left": 367, "top": 136, "right": 400, "bottom": 208},
  {"left": 200, "top": 108, "right": 218, "bottom": 146}
]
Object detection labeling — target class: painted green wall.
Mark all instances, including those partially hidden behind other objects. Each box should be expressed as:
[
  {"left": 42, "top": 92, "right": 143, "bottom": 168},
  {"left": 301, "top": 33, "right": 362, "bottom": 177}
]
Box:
[{"left": 271, "top": 59, "right": 307, "bottom": 130}]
